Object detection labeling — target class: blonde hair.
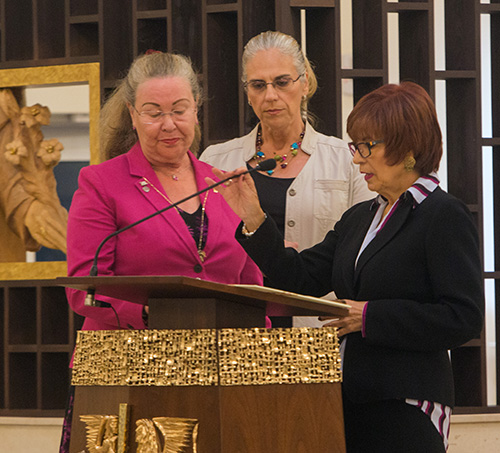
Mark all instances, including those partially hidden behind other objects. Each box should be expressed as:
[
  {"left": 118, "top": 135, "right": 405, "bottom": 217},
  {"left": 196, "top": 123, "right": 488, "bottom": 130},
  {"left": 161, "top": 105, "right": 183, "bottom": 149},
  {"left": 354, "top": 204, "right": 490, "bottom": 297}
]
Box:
[
  {"left": 242, "top": 31, "right": 318, "bottom": 124},
  {"left": 100, "top": 52, "right": 202, "bottom": 160}
]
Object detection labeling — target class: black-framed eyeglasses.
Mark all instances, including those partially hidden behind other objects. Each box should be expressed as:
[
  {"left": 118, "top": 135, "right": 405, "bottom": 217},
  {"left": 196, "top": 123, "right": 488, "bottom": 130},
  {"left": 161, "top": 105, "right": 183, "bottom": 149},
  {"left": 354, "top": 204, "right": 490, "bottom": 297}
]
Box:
[
  {"left": 348, "top": 140, "right": 384, "bottom": 158},
  {"left": 243, "top": 73, "right": 304, "bottom": 93}
]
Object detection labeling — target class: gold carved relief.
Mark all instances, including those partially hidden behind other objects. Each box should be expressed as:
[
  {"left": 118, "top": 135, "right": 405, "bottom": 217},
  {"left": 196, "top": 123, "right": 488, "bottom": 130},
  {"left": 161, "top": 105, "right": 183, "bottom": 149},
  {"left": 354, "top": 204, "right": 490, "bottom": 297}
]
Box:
[
  {"left": 0, "top": 62, "right": 100, "bottom": 278},
  {"left": 80, "top": 409, "right": 199, "bottom": 453},
  {"left": 136, "top": 417, "right": 199, "bottom": 453},
  {"left": 80, "top": 414, "right": 119, "bottom": 453},
  {"left": 80, "top": 404, "right": 129, "bottom": 453},
  {"left": 0, "top": 88, "right": 68, "bottom": 261}
]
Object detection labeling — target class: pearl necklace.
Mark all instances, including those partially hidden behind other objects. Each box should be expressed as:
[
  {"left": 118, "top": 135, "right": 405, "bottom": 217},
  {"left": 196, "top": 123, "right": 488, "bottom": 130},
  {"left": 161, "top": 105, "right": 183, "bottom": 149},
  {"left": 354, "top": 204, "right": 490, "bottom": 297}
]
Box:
[
  {"left": 140, "top": 177, "right": 209, "bottom": 262},
  {"left": 252, "top": 125, "right": 305, "bottom": 175}
]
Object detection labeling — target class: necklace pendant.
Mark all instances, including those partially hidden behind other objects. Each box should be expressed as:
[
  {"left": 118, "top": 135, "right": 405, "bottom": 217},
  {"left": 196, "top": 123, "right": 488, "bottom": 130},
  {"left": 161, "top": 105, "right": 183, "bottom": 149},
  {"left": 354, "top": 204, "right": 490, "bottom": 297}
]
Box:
[
  {"left": 172, "top": 175, "right": 178, "bottom": 181},
  {"left": 198, "top": 250, "right": 206, "bottom": 262}
]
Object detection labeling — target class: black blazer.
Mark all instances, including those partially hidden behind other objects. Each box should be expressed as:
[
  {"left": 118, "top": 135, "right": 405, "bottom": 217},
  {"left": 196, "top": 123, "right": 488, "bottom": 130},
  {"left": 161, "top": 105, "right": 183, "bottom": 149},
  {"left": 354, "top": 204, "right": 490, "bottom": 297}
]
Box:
[{"left": 239, "top": 187, "right": 484, "bottom": 407}]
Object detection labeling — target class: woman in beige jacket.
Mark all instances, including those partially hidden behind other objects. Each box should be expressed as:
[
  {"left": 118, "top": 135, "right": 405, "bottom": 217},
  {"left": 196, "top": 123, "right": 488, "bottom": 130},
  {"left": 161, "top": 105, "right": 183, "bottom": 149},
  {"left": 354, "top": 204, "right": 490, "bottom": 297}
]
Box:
[
  {"left": 201, "top": 31, "right": 372, "bottom": 326},
  {"left": 201, "top": 31, "right": 371, "bottom": 252}
]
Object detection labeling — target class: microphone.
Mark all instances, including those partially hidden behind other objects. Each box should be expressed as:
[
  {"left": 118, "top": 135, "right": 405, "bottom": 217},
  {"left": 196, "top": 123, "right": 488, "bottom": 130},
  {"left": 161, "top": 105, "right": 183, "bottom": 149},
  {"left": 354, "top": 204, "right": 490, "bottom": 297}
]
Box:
[
  {"left": 252, "top": 158, "right": 276, "bottom": 172},
  {"left": 84, "top": 158, "right": 276, "bottom": 306}
]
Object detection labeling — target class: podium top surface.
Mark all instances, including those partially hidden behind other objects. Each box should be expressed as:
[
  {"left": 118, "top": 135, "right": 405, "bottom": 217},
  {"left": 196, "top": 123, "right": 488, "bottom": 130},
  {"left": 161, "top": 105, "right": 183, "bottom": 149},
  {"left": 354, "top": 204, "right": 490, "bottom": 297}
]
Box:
[{"left": 56, "top": 275, "right": 349, "bottom": 318}]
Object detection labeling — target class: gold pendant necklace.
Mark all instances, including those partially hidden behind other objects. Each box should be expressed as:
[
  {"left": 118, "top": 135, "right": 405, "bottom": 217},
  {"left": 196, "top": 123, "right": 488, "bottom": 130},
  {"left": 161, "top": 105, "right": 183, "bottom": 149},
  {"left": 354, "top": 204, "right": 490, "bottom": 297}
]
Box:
[
  {"left": 141, "top": 177, "right": 209, "bottom": 262},
  {"left": 151, "top": 163, "right": 191, "bottom": 181}
]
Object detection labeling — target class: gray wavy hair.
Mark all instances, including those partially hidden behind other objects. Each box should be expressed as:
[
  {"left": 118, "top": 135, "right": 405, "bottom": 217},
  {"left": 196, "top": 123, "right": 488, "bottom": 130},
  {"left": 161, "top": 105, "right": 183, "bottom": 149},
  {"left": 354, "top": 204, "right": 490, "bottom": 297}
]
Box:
[
  {"left": 241, "top": 31, "right": 318, "bottom": 124},
  {"left": 100, "top": 52, "right": 202, "bottom": 161}
]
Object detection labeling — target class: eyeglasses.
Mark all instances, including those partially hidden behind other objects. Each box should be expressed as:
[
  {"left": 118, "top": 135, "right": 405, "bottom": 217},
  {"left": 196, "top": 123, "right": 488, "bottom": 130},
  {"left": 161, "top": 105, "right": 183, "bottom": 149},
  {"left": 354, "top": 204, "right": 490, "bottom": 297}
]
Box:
[
  {"left": 133, "top": 106, "right": 195, "bottom": 124},
  {"left": 243, "top": 73, "right": 304, "bottom": 93},
  {"left": 348, "top": 140, "right": 384, "bottom": 158}
]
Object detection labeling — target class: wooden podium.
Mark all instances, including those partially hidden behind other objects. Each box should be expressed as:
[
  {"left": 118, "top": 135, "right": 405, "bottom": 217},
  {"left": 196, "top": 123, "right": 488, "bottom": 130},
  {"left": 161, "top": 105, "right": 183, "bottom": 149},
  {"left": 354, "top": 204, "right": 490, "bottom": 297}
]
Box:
[{"left": 57, "top": 276, "right": 347, "bottom": 453}]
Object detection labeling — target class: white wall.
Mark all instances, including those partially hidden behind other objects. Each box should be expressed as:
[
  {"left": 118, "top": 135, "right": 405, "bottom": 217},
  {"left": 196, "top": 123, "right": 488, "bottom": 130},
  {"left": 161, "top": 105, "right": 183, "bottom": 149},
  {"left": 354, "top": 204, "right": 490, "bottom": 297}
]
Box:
[{"left": 25, "top": 84, "right": 91, "bottom": 162}]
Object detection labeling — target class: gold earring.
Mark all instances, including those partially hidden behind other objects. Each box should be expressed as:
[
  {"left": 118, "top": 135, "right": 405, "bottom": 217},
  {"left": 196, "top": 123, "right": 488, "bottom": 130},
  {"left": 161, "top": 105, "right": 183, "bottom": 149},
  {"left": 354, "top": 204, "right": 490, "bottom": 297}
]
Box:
[{"left": 404, "top": 156, "right": 416, "bottom": 172}]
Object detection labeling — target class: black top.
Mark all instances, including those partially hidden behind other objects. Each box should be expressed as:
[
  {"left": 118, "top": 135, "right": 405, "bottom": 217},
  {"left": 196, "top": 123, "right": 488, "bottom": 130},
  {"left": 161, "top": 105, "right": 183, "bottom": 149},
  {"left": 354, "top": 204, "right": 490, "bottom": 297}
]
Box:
[
  {"left": 249, "top": 163, "right": 294, "bottom": 238},
  {"left": 178, "top": 204, "right": 208, "bottom": 250}
]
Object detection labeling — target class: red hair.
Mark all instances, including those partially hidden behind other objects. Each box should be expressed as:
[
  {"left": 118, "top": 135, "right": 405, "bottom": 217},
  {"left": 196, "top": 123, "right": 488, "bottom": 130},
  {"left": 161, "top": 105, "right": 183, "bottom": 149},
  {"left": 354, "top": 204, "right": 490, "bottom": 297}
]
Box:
[{"left": 346, "top": 82, "right": 442, "bottom": 174}]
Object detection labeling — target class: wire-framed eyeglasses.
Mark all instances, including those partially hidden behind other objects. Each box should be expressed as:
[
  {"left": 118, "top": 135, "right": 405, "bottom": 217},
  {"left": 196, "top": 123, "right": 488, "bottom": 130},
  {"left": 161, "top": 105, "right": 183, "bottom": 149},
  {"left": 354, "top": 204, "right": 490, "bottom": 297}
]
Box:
[
  {"left": 133, "top": 105, "right": 195, "bottom": 124},
  {"left": 348, "top": 140, "right": 384, "bottom": 158},
  {"left": 243, "top": 73, "right": 304, "bottom": 93}
]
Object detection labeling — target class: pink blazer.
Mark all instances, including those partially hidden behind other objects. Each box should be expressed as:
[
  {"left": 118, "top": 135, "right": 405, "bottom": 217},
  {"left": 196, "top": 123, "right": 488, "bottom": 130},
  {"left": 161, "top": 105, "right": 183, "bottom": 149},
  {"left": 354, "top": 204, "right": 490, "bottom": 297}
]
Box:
[{"left": 66, "top": 143, "right": 263, "bottom": 332}]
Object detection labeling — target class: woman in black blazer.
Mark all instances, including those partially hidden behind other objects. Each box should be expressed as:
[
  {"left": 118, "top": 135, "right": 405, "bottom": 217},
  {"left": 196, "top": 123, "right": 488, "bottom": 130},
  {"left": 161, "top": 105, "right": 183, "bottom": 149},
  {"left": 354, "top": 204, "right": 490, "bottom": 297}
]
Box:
[{"left": 208, "top": 82, "right": 484, "bottom": 452}]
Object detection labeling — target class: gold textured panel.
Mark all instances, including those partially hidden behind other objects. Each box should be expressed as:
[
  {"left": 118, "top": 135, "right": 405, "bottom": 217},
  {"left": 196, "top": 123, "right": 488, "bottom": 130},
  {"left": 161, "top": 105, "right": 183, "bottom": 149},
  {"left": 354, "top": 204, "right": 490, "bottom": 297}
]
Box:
[
  {"left": 72, "top": 327, "right": 341, "bottom": 387},
  {"left": 72, "top": 329, "right": 218, "bottom": 387},
  {"left": 218, "top": 327, "right": 341, "bottom": 385}
]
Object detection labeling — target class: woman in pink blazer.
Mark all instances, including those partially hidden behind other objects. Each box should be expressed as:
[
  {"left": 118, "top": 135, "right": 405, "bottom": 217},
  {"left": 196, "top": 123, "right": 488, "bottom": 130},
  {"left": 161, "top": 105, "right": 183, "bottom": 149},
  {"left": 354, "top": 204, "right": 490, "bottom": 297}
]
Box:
[
  {"left": 66, "top": 51, "right": 262, "bottom": 332},
  {"left": 66, "top": 143, "right": 263, "bottom": 330},
  {"left": 60, "top": 51, "right": 262, "bottom": 452}
]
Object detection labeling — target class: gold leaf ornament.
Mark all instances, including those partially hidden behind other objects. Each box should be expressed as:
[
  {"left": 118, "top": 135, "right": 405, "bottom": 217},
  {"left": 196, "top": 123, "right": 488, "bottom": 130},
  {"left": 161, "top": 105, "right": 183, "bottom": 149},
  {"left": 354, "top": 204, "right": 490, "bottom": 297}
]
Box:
[
  {"left": 80, "top": 414, "right": 119, "bottom": 453},
  {"left": 136, "top": 417, "right": 199, "bottom": 453}
]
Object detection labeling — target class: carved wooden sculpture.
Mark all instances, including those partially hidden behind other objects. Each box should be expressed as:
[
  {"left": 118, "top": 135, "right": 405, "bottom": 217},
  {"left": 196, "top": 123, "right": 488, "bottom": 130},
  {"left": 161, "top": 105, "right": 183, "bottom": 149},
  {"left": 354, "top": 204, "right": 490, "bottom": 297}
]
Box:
[{"left": 0, "top": 88, "right": 68, "bottom": 262}]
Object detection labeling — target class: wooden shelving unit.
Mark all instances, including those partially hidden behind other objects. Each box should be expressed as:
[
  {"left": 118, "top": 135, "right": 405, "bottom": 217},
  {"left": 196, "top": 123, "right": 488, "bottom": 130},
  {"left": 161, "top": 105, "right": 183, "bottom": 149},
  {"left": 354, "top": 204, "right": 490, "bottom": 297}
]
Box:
[
  {"left": 0, "top": 281, "right": 83, "bottom": 417},
  {"left": 0, "top": 0, "right": 497, "bottom": 414}
]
